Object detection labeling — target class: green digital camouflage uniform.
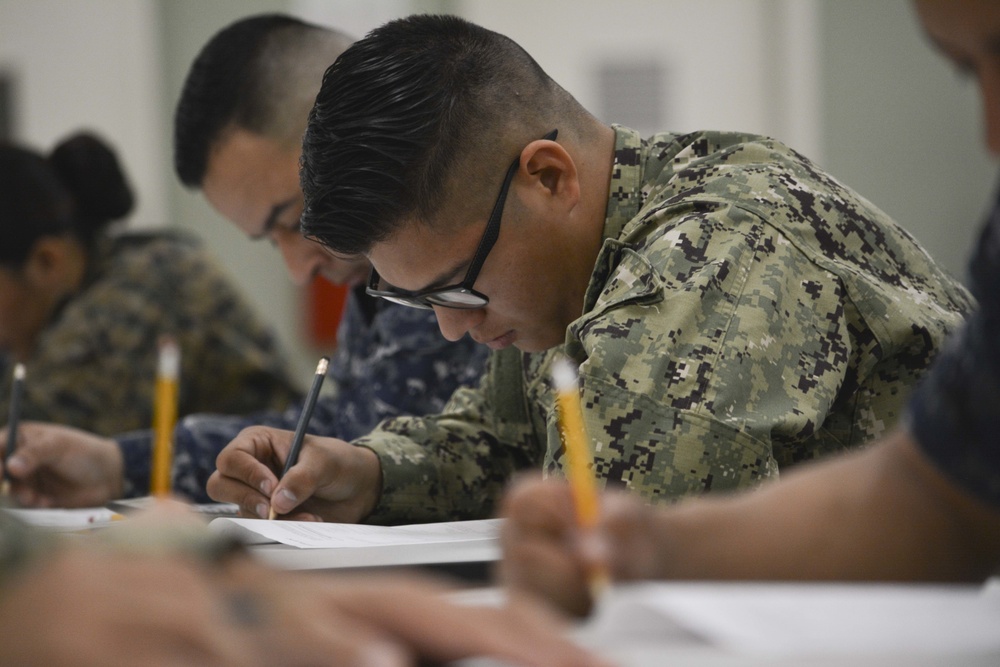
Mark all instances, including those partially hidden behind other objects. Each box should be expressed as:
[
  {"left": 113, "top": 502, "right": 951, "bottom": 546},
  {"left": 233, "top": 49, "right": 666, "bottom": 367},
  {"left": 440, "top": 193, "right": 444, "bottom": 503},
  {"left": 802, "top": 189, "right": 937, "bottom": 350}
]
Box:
[
  {"left": 354, "top": 126, "right": 974, "bottom": 524},
  {"left": 0, "top": 231, "right": 301, "bottom": 436}
]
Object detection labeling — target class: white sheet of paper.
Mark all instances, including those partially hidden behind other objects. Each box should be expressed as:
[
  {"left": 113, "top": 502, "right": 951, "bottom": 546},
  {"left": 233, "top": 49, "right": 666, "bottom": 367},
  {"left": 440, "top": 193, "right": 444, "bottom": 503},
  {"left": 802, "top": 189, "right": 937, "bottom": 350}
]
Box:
[
  {"left": 209, "top": 516, "right": 502, "bottom": 549},
  {"left": 3, "top": 506, "right": 120, "bottom": 530},
  {"left": 585, "top": 581, "right": 1000, "bottom": 657}
]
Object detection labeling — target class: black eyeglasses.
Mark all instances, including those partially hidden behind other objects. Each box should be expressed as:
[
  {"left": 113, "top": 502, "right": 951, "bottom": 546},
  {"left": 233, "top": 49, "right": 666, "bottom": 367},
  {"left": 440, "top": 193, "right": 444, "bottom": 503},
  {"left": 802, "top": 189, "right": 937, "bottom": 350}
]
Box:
[{"left": 366, "top": 129, "right": 559, "bottom": 310}]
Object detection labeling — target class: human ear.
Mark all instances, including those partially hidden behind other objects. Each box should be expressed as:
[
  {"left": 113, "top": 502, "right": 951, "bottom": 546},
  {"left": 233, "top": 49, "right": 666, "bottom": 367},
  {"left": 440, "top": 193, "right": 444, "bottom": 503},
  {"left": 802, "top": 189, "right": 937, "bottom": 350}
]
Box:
[
  {"left": 519, "top": 138, "right": 581, "bottom": 210},
  {"left": 23, "top": 237, "right": 69, "bottom": 289}
]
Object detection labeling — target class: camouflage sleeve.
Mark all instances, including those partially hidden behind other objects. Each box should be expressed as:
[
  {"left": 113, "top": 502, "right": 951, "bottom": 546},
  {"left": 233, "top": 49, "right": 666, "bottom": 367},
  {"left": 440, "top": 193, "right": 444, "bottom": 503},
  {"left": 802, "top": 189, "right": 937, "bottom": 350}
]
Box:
[
  {"left": 565, "top": 201, "right": 863, "bottom": 501},
  {"left": 353, "top": 347, "right": 542, "bottom": 524},
  {"left": 322, "top": 293, "right": 487, "bottom": 441}
]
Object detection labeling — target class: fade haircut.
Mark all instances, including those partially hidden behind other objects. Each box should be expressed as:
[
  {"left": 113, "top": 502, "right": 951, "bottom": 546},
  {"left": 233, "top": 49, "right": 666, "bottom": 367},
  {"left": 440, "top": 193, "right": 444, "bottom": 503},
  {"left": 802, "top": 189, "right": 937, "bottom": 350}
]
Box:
[
  {"left": 174, "top": 13, "right": 353, "bottom": 187},
  {"left": 300, "top": 14, "right": 586, "bottom": 256}
]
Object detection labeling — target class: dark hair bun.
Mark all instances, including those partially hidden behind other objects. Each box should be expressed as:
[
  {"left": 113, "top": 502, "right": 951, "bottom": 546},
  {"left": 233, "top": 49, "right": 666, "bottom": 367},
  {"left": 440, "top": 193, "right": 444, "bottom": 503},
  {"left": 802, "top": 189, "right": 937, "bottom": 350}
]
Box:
[{"left": 49, "top": 131, "right": 135, "bottom": 231}]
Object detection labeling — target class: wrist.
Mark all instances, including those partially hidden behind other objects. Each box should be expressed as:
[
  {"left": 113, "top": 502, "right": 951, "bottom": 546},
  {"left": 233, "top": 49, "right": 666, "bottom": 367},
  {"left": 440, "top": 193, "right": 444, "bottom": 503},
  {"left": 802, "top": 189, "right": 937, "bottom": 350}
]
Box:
[
  {"left": 352, "top": 445, "right": 383, "bottom": 521},
  {"left": 105, "top": 439, "right": 126, "bottom": 499}
]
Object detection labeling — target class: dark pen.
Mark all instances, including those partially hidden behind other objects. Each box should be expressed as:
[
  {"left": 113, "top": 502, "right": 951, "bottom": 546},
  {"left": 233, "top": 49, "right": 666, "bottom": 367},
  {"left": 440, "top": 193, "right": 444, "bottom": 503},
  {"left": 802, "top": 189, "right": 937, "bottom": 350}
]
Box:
[
  {"left": 268, "top": 356, "right": 329, "bottom": 520},
  {"left": 4, "top": 363, "right": 25, "bottom": 487}
]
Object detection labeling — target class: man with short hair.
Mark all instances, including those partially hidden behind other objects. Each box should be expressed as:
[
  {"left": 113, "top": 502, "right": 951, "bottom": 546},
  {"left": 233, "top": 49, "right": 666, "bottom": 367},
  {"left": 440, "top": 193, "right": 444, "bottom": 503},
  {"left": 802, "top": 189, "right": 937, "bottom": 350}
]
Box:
[
  {"left": 3, "top": 14, "right": 486, "bottom": 507},
  {"left": 499, "top": 0, "right": 1000, "bottom": 618},
  {"left": 208, "top": 14, "right": 972, "bottom": 525}
]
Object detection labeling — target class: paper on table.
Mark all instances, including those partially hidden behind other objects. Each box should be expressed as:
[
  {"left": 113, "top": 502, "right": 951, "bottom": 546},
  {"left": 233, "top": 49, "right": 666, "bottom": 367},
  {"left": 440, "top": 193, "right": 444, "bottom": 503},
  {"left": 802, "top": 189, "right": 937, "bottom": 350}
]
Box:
[
  {"left": 583, "top": 581, "right": 1000, "bottom": 657},
  {"left": 4, "top": 506, "right": 121, "bottom": 530},
  {"left": 209, "top": 516, "right": 502, "bottom": 549}
]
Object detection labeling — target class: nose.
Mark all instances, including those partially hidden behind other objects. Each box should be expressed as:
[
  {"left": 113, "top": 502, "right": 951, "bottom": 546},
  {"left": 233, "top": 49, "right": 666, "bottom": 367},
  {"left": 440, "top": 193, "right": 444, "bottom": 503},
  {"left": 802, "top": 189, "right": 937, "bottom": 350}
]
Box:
[
  {"left": 276, "top": 231, "right": 324, "bottom": 287},
  {"left": 432, "top": 306, "right": 486, "bottom": 342}
]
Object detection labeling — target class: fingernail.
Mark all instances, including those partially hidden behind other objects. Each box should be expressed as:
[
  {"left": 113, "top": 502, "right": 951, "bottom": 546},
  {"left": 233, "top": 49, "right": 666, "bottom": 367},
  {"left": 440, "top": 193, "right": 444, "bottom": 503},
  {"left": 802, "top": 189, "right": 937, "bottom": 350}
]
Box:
[
  {"left": 255, "top": 503, "right": 269, "bottom": 519},
  {"left": 275, "top": 488, "right": 297, "bottom": 512},
  {"left": 7, "top": 455, "right": 24, "bottom": 474},
  {"left": 579, "top": 531, "right": 610, "bottom": 564},
  {"left": 356, "top": 642, "right": 406, "bottom": 667},
  {"left": 259, "top": 479, "right": 272, "bottom": 495}
]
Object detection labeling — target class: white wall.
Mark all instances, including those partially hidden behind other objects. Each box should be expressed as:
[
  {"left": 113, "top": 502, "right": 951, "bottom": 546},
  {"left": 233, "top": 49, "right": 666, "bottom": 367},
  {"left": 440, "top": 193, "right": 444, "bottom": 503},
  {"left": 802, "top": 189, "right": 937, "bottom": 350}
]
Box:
[
  {"left": 459, "top": 0, "right": 822, "bottom": 161},
  {"left": 0, "top": 0, "right": 168, "bottom": 228}
]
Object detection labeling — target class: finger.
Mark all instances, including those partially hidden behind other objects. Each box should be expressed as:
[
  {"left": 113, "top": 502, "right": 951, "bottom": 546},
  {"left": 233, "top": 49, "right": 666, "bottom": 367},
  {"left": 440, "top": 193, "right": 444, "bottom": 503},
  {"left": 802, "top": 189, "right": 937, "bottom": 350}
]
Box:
[
  {"left": 270, "top": 438, "right": 341, "bottom": 516},
  {"left": 212, "top": 430, "right": 287, "bottom": 511},
  {"left": 258, "top": 605, "right": 410, "bottom": 667},
  {"left": 110, "top": 562, "right": 255, "bottom": 667},
  {"left": 597, "top": 491, "right": 660, "bottom": 580},
  {"left": 500, "top": 475, "right": 577, "bottom": 539},
  {"left": 5, "top": 422, "right": 83, "bottom": 479},
  {"left": 332, "top": 577, "right": 610, "bottom": 667},
  {"left": 216, "top": 426, "right": 291, "bottom": 480},
  {"left": 207, "top": 471, "right": 272, "bottom": 519},
  {"left": 500, "top": 534, "right": 594, "bottom": 617}
]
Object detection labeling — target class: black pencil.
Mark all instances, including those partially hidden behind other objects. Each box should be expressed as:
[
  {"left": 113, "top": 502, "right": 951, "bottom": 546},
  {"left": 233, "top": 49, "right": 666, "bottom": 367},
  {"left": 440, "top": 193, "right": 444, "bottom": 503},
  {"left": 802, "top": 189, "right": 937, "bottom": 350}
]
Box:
[
  {"left": 268, "top": 356, "right": 329, "bottom": 520},
  {"left": 4, "top": 363, "right": 25, "bottom": 485}
]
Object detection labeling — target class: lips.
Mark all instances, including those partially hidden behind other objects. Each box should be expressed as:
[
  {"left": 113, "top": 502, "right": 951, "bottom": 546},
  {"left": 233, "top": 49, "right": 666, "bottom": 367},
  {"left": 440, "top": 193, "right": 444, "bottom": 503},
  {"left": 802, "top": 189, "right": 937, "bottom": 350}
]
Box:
[{"left": 482, "top": 330, "right": 517, "bottom": 351}]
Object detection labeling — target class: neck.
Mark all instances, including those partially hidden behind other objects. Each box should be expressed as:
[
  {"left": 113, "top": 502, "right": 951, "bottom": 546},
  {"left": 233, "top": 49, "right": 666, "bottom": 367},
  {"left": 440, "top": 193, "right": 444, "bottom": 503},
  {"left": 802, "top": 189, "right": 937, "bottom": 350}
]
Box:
[
  {"left": 575, "top": 122, "right": 618, "bottom": 265},
  {"left": 555, "top": 123, "right": 618, "bottom": 328}
]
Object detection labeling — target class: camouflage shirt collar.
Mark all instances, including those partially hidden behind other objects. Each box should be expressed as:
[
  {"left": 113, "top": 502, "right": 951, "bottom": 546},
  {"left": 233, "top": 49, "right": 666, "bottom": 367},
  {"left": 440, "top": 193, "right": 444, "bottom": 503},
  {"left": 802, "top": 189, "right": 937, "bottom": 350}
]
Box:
[
  {"left": 600, "top": 125, "right": 646, "bottom": 244},
  {"left": 576, "top": 126, "right": 656, "bottom": 318}
]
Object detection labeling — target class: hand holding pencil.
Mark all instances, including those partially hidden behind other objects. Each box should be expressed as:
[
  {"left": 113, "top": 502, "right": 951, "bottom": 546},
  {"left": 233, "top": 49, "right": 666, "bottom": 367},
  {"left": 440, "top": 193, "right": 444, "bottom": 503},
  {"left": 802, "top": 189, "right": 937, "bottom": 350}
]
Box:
[
  {"left": 498, "top": 357, "right": 615, "bottom": 617},
  {"left": 2, "top": 363, "right": 26, "bottom": 494},
  {"left": 206, "top": 354, "right": 383, "bottom": 523},
  {"left": 550, "top": 357, "right": 610, "bottom": 604},
  {"left": 268, "top": 356, "right": 329, "bottom": 520}
]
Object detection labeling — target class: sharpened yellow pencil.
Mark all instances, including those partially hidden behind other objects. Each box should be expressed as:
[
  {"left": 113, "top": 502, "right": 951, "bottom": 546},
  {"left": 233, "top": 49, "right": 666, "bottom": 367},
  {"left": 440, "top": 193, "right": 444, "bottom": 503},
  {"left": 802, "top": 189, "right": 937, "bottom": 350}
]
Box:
[
  {"left": 551, "top": 356, "right": 609, "bottom": 603},
  {"left": 150, "top": 336, "right": 180, "bottom": 496}
]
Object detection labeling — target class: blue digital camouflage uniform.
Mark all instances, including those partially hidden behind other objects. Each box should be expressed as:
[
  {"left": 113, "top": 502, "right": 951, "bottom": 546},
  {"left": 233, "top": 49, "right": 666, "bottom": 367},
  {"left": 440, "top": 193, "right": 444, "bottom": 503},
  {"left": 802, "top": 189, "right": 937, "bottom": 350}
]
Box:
[
  {"left": 0, "top": 231, "right": 300, "bottom": 436},
  {"left": 908, "top": 187, "right": 1000, "bottom": 507},
  {"left": 116, "top": 285, "right": 487, "bottom": 500},
  {"left": 353, "top": 126, "right": 974, "bottom": 524}
]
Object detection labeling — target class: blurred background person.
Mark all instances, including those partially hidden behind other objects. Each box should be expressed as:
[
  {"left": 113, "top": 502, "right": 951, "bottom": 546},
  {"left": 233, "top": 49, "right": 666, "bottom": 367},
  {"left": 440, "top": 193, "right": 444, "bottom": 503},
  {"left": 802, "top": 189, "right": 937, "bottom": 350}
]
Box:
[{"left": 0, "top": 132, "right": 300, "bottom": 436}]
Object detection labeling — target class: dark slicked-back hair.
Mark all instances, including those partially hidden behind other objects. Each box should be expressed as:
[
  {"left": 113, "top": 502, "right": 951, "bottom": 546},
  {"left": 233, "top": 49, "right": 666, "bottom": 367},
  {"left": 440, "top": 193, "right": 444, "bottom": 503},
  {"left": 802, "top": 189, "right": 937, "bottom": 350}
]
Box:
[
  {"left": 0, "top": 132, "right": 133, "bottom": 266},
  {"left": 300, "top": 14, "right": 586, "bottom": 256},
  {"left": 173, "top": 13, "right": 352, "bottom": 187}
]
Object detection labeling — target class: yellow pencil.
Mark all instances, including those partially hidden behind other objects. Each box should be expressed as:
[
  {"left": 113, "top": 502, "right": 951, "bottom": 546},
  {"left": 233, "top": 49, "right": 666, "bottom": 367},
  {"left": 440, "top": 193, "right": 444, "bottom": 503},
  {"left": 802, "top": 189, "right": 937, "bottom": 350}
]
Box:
[
  {"left": 551, "top": 356, "right": 610, "bottom": 604},
  {"left": 150, "top": 336, "right": 180, "bottom": 496}
]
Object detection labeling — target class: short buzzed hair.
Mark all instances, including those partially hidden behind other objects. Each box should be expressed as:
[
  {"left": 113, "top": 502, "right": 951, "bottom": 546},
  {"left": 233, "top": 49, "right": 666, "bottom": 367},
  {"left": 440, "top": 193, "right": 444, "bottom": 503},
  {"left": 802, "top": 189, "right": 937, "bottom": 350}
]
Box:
[
  {"left": 300, "top": 14, "right": 588, "bottom": 256},
  {"left": 173, "top": 13, "right": 353, "bottom": 187}
]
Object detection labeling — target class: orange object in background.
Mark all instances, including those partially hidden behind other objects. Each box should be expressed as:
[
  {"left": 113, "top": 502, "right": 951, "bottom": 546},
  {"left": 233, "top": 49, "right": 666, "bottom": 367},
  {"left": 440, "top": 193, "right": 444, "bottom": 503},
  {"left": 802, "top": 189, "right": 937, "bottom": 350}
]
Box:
[{"left": 305, "top": 275, "right": 349, "bottom": 349}]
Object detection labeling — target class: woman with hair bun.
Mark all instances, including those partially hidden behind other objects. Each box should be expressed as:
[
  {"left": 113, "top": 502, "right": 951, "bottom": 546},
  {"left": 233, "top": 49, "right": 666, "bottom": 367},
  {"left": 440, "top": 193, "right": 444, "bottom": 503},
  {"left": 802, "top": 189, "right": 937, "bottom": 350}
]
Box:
[{"left": 0, "top": 131, "right": 300, "bottom": 436}]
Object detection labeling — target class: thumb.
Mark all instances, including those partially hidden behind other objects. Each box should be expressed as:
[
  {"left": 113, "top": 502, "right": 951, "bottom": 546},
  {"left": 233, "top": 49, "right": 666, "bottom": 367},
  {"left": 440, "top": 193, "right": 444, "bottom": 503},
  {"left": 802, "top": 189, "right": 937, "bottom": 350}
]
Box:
[{"left": 5, "top": 424, "right": 59, "bottom": 478}]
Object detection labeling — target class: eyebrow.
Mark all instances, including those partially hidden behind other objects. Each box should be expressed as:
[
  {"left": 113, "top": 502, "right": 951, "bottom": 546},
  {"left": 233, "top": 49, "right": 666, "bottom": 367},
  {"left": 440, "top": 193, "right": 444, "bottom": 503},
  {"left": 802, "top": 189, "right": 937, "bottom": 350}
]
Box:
[
  {"left": 249, "top": 198, "right": 297, "bottom": 241},
  {"left": 414, "top": 258, "right": 471, "bottom": 292}
]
